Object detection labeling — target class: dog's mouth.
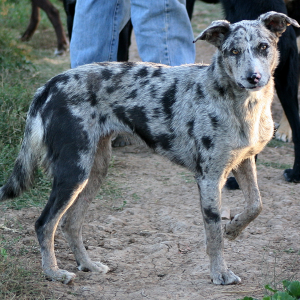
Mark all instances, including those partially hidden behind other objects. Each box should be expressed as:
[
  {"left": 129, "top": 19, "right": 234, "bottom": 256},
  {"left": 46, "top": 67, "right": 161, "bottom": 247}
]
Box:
[{"left": 238, "top": 83, "right": 264, "bottom": 92}]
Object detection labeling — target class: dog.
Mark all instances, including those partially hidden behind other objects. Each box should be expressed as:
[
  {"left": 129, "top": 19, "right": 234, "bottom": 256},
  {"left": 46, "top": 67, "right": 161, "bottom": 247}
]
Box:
[
  {"left": 219, "top": 0, "right": 300, "bottom": 188},
  {"left": 21, "top": 0, "right": 69, "bottom": 55},
  {"left": 1, "top": 12, "right": 298, "bottom": 285}
]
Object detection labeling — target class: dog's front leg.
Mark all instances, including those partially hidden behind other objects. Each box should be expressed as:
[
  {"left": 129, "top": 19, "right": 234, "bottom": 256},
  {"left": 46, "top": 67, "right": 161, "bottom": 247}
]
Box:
[
  {"left": 224, "top": 156, "right": 262, "bottom": 240},
  {"left": 197, "top": 179, "right": 241, "bottom": 285}
]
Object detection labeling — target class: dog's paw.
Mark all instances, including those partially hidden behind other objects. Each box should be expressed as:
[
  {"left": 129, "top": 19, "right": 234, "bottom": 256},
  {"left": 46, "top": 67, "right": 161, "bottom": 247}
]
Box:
[
  {"left": 223, "top": 218, "right": 242, "bottom": 240},
  {"left": 211, "top": 269, "right": 241, "bottom": 285},
  {"left": 47, "top": 269, "right": 76, "bottom": 284},
  {"left": 284, "top": 168, "right": 300, "bottom": 183},
  {"left": 78, "top": 261, "right": 110, "bottom": 273},
  {"left": 274, "top": 122, "right": 292, "bottom": 143}
]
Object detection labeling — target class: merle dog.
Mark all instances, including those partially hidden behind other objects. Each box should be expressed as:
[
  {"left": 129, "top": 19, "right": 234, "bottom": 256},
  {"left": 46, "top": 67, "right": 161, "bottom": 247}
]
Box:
[
  {"left": 1, "top": 12, "right": 298, "bottom": 285},
  {"left": 219, "top": 0, "right": 300, "bottom": 187}
]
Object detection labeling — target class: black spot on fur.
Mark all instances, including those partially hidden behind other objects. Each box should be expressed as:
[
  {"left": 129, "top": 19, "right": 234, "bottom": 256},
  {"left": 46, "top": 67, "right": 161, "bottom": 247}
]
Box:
[
  {"left": 150, "top": 85, "right": 158, "bottom": 98},
  {"left": 195, "top": 152, "right": 205, "bottom": 175},
  {"left": 99, "top": 114, "right": 107, "bottom": 124},
  {"left": 106, "top": 86, "right": 116, "bottom": 94},
  {"left": 88, "top": 91, "right": 97, "bottom": 106},
  {"left": 213, "top": 81, "right": 225, "bottom": 97},
  {"left": 187, "top": 120, "right": 195, "bottom": 137},
  {"left": 209, "top": 113, "right": 219, "bottom": 129},
  {"left": 161, "top": 79, "right": 178, "bottom": 120},
  {"left": 196, "top": 83, "right": 204, "bottom": 99},
  {"left": 127, "top": 106, "right": 159, "bottom": 148},
  {"left": 140, "top": 79, "right": 150, "bottom": 87},
  {"left": 203, "top": 207, "right": 220, "bottom": 223},
  {"left": 102, "top": 69, "right": 113, "bottom": 80},
  {"left": 113, "top": 106, "right": 132, "bottom": 128},
  {"left": 152, "top": 107, "right": 161, "bottom": 118},
  {"left": 202, "top": 136, "right": 214, "bottom": 150},
  {"left": 156, "top": 133, "right": 175, "bottom": 151},
  {"left": 135, "top": 67, "right": 149, "bottom": 78},
  {"left": 152, "top": 67, "right": 163, "bottom": 78},
  {"left": 74, "top": 74, "right": 81, "bottom": 81},
  {"left": 87, "top": 72, "right": 100, "bottom": 106},
  {"left": 126, "top": 89, "right": 138, "bottom": 100}
]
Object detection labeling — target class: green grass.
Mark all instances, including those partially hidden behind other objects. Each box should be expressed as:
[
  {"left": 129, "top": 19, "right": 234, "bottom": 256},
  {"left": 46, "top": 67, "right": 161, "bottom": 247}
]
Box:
[
  {"left": 192, "top": 1, "right": 223, "bottom": 34},
  {"left": 267, "top": 139, "right": 293, "bottom": 149},
  {"left": 0, "top": 249, "right": 49, "bottom": 299},
  {"left": 0, "top": 0, "right": 70, "bottom": 210},
  {"left": 257, "top": 159, "right": 292, "bottom": 170}
]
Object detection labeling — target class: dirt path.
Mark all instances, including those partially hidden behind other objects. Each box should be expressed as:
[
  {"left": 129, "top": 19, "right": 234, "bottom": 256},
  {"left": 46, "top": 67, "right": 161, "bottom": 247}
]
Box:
[{"left": 1, "top": 8, "right": 300, "bottom": 300}]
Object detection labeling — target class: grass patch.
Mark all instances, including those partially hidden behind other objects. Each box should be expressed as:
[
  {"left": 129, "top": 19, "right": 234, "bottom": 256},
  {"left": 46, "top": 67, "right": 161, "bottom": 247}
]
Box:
[
  {"left": 192, "top": 1, "right": 223, "bottom": 34},
  {"left": 0, "top": 0, "right": 69, "bottom": 211},
  {"left": 0, "top": 251, "right": 50, "bottom": 299},
  {"left": 0, "top": 236, "right": 50, "bottom": 300},
  {"left": 178, "top": 171, "right": 195, "bottom": 184},
  {"left": 267, "top": 139, "right": 293, "bottom": 149},
  {"left": 257, "top": 159, "right": 291, "bottom": 170},
  {"left": 97, "top": 177, "right": 127, "bottom": 210}
]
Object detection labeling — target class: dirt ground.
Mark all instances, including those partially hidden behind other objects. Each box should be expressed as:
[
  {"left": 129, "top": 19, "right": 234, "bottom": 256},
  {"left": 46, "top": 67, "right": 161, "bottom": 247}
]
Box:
[{"left": 1, "top": 20, "right": 300, "bottom": 300}]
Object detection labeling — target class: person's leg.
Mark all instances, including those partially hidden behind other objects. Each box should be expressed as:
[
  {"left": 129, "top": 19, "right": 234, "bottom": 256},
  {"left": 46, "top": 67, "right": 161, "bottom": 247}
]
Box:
[
  {"left": 130, "top": 0, "right": 195, "bottom": 66},
  {"left": 70, "top": 0, "right": 130, "bottom": 67}
]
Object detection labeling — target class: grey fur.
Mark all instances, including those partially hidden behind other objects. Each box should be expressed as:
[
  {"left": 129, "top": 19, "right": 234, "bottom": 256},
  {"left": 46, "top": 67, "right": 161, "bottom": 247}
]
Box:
[{"left": 1, "top": 12, "right": 298, "bottom": 285}]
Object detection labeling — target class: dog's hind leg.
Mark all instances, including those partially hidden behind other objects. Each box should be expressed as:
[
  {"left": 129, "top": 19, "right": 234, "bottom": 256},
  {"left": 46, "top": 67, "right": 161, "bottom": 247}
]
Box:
[
  {"left": 35, "top": 174, "right": 89, "bottom": 284},
  {"left": 224, "top": 156, "right": 262, "bottom": 240},
  {"left": 34, "top": 137, "right": 107, "bottom": 284},
  {"left": 197, "top": 177, "right": 241, "bottom": 285},
  {"left": 61, "top": 136, "right": 112, "bottom": 275}
]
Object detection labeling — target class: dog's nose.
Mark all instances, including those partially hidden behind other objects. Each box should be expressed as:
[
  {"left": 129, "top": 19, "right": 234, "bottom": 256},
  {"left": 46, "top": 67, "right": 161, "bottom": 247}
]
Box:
[{"left": 247, "top": 73, "right": 261, "bottom": 84}]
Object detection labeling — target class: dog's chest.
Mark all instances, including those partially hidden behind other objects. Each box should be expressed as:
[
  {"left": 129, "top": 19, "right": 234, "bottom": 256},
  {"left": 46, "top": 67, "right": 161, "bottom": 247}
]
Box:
[{"left": 230, "top": 96, "right": 273, "bottom": 162}]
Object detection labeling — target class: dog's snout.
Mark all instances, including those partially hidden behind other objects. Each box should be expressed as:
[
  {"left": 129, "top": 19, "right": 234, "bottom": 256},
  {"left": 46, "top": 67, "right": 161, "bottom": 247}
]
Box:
[{"left": 246, "top": 72, "right": 261, "bottom": 84}]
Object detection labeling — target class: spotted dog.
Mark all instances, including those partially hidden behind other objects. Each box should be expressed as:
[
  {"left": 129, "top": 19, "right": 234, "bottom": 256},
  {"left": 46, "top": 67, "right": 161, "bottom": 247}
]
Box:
[{"left": 1, "top": 12, "right": 299, "bottom": 285}]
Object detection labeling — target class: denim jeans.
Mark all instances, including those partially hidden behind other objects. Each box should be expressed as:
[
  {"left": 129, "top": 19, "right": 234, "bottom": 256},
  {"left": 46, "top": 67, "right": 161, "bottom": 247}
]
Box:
[{"left": 70, "top": 0, "right": 195, "bottom": 67}]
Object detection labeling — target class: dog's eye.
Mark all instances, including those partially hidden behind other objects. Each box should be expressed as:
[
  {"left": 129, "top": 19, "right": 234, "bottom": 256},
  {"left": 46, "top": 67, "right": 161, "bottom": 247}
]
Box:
[
  {"left": 259, "top": 44, "right": 268, "bottom": 51},
  {"left": 232, "top": 49, "right": 239, "bottom": 55}
]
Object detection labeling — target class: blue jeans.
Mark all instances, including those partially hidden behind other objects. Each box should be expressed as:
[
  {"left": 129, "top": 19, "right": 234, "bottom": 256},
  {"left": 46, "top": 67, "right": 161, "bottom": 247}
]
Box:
[{"left": 70, "top": 0, "right": 195, "bottom": 67}]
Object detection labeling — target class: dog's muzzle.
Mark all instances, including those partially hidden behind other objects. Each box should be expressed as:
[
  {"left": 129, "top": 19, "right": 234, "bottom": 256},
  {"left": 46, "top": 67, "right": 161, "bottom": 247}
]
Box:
[
  {"left": 238, "top": 72, "right": 266, "bottom": 91},
  {"left": 246, "top": 72, "right": 261, "bottom": 85}
]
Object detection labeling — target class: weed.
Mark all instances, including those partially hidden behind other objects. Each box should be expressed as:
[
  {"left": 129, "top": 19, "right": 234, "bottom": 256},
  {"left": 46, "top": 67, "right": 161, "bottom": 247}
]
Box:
[
  {"left": 178, "top": 171, "right": 195, "bottom": 183},
  {"left": 0, "top": 247, "right": 7, "bottom": 259},
  {"left": 131, "top": 193, "right": 141, "bottom": 202},
  {"left": 237, "top": 280, "right": 300, "bottom": 300},
  {"left": 113, "top": 200, "right": 127, "bottom": 211}
]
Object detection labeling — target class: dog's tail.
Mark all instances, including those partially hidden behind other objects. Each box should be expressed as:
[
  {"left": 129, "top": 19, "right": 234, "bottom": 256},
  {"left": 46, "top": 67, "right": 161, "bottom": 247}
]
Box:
[{"left": 0, "top": 94, "right": 45, "bottom": 202}]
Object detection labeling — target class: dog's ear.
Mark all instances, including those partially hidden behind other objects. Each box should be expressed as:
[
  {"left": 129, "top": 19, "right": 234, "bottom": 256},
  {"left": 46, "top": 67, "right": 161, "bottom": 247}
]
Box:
[
  {"left": 193, "top": 20, "right": 230, "bottom": 47},
  {"left": 259, "top": 11, "right": 300, "bottom": 37}
]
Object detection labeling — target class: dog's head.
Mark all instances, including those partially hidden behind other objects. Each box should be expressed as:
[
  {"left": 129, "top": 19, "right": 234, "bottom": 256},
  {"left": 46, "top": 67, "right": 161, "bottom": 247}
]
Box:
[{"left": 194, "top": 12, "right": 299, "bottom": 91}]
